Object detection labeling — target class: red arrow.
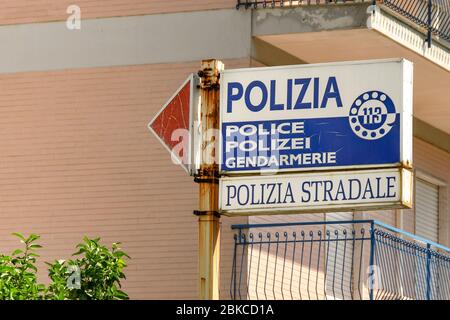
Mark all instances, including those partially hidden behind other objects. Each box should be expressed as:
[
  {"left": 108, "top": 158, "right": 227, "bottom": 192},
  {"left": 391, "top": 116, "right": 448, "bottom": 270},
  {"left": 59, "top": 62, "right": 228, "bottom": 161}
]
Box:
[{"left": 148, "top": 74, "right": 198, "bottom": 174}]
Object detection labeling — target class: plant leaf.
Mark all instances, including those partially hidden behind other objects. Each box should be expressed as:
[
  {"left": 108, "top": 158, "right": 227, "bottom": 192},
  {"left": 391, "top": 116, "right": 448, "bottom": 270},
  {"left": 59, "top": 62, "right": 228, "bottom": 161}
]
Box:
[
  {"left": 12, "top": 232, "right": 26, "bottom": 242},
  {"left": 11, "top": 249, "right": 23, "bottom": 256}
]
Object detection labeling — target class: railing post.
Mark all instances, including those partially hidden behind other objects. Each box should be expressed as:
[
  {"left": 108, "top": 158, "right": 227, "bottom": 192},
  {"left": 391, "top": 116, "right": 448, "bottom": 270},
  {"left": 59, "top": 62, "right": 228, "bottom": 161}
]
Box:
[
  {"left": 426, "top": 243, "right": 432, "bottom": 300},
  {"left": 231, "top": 234, "right": 238, "bottom": 300},
  {"left": 369, "top": 221, "right": 375, "bottom": 301},
  {"left": 427, "top": 0, "right": 432, "bottom": 48}
]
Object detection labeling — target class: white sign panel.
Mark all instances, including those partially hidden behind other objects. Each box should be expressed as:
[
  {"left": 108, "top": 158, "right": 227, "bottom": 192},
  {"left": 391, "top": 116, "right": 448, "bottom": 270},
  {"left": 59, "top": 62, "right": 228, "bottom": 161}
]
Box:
[
  {"left": 219, "top": 168, "right": 413, "bottom": 216},
  {"left": 220, "top": 58, "right": 413, "bottom": 174}
]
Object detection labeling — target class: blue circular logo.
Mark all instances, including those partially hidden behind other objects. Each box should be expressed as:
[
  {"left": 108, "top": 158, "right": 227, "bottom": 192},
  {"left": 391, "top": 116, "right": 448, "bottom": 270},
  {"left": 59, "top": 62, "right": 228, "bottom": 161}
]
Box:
[{"left": 349, "top": 91, "right": 396, "bottom": 140}]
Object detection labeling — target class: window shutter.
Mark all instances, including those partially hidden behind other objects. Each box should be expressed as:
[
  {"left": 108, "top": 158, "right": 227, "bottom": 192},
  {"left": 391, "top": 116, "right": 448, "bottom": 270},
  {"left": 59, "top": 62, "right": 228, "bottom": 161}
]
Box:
[{"left": 415, "top": 179, "right": 439, "bottom": 242}]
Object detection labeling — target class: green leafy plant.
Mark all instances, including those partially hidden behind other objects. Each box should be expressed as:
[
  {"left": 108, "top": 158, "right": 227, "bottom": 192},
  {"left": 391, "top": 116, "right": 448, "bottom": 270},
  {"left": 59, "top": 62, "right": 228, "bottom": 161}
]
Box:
[
  {"left": 0, "top": 233, "right": 45, "bottom": 300},
  {"left": 46, "top": 237, "right": 130, "bottom": 300},
  {"left": 0, "top": 233, "right": 130, "bottom": 300}
]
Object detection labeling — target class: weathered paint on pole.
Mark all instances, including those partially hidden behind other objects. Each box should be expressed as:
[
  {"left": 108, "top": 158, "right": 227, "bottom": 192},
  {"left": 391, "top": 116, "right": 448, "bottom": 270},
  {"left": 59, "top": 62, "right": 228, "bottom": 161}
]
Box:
[{"left": 195, "top": 59, "right": 224, "bottom": 300}]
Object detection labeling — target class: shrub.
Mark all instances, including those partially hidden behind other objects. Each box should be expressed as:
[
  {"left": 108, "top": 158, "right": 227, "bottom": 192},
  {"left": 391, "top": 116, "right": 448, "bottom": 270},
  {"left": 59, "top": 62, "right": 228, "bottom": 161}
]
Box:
[
  {"left": 0, "top": 233, "right": 130, "bottom": 300},
  {"left": 0, "top": 233, "right": 45, "bottom": 300}
]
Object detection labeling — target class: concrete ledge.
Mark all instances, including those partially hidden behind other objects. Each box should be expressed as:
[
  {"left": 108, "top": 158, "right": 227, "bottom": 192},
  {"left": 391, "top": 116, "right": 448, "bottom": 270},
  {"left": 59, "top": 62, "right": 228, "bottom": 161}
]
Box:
[
  {"left": 0, "top": 9, "right": 251, "bottom": 73},
  {"left": 369, "top": 6, "right": 450, "bottom": 71},
  {"left": 252, "top": 3, "right": 371, "bottom": 36},
  {"left": 413, "top": 117, "right": 450, "bottom": 154},
  {"left": 251, "top": 37, "right": 305, "bottom": 66}
]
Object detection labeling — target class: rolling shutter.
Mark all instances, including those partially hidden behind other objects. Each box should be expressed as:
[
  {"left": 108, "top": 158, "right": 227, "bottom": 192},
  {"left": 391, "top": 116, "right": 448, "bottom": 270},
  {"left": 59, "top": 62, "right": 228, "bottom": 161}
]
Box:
[{"left": 415, "top": 179, "right": 439, "bottom": 242}]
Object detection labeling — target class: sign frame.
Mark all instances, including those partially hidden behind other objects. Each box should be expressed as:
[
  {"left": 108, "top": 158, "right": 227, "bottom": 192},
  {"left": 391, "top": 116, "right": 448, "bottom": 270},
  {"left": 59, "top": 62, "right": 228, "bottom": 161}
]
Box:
[{"left": 219, "top": 58, "right": 413, "bottom": 176}]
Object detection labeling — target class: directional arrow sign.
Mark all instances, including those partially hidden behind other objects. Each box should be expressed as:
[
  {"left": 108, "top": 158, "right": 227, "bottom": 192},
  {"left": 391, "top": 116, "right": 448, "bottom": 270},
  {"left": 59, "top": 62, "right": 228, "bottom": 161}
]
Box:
[{"left": 148, "top": 74, "right": 199, "bottom": 175}]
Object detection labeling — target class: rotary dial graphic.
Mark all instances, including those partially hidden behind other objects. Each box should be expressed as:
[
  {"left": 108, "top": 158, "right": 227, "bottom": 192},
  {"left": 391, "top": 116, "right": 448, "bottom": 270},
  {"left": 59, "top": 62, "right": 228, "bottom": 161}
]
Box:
[{"left": 349, "top": 91, "right": 397, "bottom": 140}]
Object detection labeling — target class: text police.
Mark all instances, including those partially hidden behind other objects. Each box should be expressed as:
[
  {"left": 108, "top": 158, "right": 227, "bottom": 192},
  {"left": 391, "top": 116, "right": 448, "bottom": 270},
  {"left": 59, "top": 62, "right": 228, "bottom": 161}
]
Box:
[{"left": 226, "top": 77, "right": 342, "bottom": 112}]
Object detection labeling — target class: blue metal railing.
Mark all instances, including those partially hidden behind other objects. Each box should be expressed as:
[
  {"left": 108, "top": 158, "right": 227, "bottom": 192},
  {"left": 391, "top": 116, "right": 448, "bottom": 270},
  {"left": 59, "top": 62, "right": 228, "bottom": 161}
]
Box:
[
  {"left": 230, "top": 220, "right": 450, "bottom": 300},
  {"left": 236, "top": 0, "right": 450, "bottom": 44}
]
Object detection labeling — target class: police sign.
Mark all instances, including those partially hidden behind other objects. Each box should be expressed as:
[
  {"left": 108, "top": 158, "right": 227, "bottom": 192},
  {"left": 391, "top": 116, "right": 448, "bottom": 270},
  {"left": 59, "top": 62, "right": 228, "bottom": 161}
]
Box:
[
  {"left": 219, "top": 168, "right": 413, "bottom": 215},
  {"left": 220, "top": 59, "right": 413, "bottom": 174}
]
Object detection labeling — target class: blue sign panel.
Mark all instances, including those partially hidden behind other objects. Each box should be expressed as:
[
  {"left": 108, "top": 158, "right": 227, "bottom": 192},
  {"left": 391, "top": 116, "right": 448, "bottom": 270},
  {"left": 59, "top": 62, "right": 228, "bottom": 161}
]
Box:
[{"left": 220, "top": 59, "right": 413, "bottom": 174}]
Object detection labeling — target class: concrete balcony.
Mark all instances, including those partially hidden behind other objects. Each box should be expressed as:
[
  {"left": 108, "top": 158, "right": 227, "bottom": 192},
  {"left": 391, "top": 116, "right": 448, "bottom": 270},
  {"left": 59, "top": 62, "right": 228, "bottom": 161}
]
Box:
[{"left": 242, "top": 1, "right": 450, "bottom": 152}]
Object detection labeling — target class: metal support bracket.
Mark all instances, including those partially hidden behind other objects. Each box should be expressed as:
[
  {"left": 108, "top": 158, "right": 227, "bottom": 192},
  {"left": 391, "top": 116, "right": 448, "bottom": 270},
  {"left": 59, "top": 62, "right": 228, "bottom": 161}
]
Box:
[
  {"left": 194, "top": 177, "right": 219, "bottom": 184},
  {"left": 193, "top": 210, "right": 221, "bottom": 218}
]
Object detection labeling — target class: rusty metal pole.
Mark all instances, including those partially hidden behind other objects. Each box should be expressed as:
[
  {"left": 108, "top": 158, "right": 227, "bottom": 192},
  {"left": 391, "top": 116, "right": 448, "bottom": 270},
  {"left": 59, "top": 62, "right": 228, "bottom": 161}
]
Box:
[{"left": 194, "top": 59, "right": 224, "bottom": 300}]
